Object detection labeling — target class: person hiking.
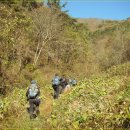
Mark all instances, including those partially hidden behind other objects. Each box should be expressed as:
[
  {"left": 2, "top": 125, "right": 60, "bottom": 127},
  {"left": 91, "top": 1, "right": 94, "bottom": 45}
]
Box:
[
  {"left": 71, "top": 78, "right": 77, "bottom": 86},
  {"left": 26, "top": 80, "right": 41, "bottom": 119},
  {"left": 68, "top": 77, "right": 77, "bottom": 86},
  {"left": 52, "top": 74, "right": 61, "bottom": 99},
  {"left": 60, "top": 75, "right": 68, "bottom": 93}
]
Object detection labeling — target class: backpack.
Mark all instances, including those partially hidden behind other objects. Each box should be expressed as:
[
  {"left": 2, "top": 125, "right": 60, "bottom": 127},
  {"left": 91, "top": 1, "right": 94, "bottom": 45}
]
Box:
[
  {"left": 68, "top": 79, "right": 72, "bottom": 85},
  {"left": 52, "top": 76, "right": 60, "bottom": 85},
  {"left": 28, "top": 84, "right": 38, "bottom": 98},
  {"left": 61, "top": 78, "right": 68, "bottom": 85},
  {"left": 72, "top": 79, "right": 77, "bottom": 85}
]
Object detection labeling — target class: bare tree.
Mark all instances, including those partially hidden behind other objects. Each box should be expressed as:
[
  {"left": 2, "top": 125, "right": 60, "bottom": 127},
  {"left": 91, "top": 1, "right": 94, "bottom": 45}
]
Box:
[{"left": 31, "top": 7, "right": 63, "bottom": 67}]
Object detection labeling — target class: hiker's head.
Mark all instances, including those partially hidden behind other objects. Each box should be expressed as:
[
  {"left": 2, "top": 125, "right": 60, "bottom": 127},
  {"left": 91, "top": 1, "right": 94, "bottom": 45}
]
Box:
[
  {"left": 55, "top": 73, "right": 58, "bottom": 77},
  {"left": 31, "top": 80, "right": 36, "bottom": 84},
  {"left": 62, "top": 74, "right": 65, "bottom": 78}
]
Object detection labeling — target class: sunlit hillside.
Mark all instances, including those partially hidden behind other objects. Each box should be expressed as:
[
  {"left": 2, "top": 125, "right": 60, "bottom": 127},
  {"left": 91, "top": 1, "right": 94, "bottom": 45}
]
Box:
[{"left": 0, "top": 1, "right": 130, "bottom": 129}]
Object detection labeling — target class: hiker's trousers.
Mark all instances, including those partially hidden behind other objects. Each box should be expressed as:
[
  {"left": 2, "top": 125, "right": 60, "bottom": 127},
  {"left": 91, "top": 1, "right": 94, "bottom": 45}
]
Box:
[
  {"left": 29, "top": 98, "right": 40, "bottom": 114},
  {"left": 52, "top": 84, "right": 60, "bottom": 99}
]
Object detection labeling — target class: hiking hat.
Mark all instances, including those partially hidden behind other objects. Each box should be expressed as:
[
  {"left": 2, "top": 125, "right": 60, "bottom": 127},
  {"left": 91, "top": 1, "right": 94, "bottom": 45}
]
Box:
[{"left": 31, "top": 80, "right": 36, "bottom": 84}]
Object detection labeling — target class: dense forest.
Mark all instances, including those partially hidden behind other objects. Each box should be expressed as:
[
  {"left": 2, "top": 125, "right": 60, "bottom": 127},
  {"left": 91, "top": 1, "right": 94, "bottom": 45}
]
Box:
[{"left": 0, "top": 0, "right": 130, "bottom": 129}]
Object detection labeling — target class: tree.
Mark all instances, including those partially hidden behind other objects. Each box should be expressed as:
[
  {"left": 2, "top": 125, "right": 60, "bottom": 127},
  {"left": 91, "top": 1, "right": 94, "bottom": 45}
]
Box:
[
  {"left": 47, "top": 0, "right": 67, "bottom": 10},
  {"left": 0, "top": 0, "right": 44, "bottom": 9},
  {"left": 31, "top": 7, "right": 63, "bottom": 67}
]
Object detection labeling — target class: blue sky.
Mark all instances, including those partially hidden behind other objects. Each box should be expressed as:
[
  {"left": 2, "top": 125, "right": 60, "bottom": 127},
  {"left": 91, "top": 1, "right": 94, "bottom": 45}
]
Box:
[{"left": 61, "top": 1, "right": 130, "bottom": 20}]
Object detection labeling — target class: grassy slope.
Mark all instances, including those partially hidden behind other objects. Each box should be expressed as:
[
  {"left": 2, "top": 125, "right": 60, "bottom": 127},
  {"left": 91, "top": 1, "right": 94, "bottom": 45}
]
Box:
[
  {"left": 50, "top": 77, "right": 129, "bottom": 129},
  {"left": 1, "top": 83, "right": 53, "bottom": 130},
  {"left": 77, "top": 18, "right": 120, "bottom": 32},
  {"left": 1, "top": 62, "right": 130, "bottom": 129}
]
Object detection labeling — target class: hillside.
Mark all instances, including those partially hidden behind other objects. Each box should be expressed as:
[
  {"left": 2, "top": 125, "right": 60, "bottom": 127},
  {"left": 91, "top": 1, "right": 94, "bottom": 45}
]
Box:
[
  {"left": 1, "top": 62, "right": 130, "bottom": 129},
  {"left": 77, "top": 18, "right": 126, "bottom": 33},
  {"left": 77, "top": 18, "right": 105, "bottom": 32},
  {"left": 0, "top": 1, "right": 130, "bottom": 130}
]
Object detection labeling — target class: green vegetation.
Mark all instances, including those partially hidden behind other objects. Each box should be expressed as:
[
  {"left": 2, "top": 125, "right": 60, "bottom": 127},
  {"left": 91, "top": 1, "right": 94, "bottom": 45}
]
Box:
[{"left": 0, "top": 1, "right": 130, "bottom": 129}]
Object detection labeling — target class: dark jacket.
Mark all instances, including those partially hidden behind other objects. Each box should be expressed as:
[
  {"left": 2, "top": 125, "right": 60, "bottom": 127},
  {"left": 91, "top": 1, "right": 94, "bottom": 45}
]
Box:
[{"left": 60, "top": 77, "right": 68, "bottom": 87}]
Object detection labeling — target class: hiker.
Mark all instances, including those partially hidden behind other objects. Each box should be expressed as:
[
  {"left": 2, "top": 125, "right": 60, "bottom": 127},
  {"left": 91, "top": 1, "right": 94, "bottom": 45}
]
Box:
[
  {"left": 60, "top": 75, "right": 68, "bottom": 93},
  {"left": 71, "top": 79, "right": 77, "bottom": 86},
  {"left": 68, "top": 78, "right": 72, "bottom": 86},
  {"left": 26, "top": 80, "right": 41, "bottom": 119},
  {"left": 68, "top": 78, "right": 77, "bottom": 86},
  {"left": 52, "top": 74, "right": 61, "bottom": 99}
]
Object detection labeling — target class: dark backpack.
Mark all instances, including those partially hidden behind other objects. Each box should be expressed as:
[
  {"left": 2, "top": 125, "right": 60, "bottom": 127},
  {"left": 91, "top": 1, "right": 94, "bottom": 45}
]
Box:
[{"left": 61, "top": 78, "right": 68, "bottom": 86}]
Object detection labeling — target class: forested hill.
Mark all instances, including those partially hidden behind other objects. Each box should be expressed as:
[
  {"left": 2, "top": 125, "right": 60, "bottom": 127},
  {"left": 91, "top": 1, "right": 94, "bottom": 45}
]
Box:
[
  {"left": 0, "top": 1, "right": 130, "bottom": 129},
  {"left": 77, "top": 18, "right": 119, "bottom": 32}
]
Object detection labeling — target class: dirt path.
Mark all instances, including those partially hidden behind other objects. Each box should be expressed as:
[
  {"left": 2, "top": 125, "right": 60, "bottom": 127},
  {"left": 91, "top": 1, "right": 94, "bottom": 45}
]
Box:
[{"left": 40, "top": 96, "right": 53, "bottom": 118}]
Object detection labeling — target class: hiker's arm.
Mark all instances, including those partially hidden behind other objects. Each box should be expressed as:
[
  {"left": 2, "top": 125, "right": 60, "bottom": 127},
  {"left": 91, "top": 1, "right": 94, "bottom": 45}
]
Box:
[
  {"left": 26, "top": 88, "right": 29, "bottom": 100},
  {"left": 52, "top": 78, "right": 54, "bottom": 82},
  {"left": 38, "top": 88, "right": 40, "bottom": 96},
  {"left": 35, "top": 88, "right": 40, "bottom": 98},
  {"left": 26, "top": 89, "right": 29, "bottom": 97}
]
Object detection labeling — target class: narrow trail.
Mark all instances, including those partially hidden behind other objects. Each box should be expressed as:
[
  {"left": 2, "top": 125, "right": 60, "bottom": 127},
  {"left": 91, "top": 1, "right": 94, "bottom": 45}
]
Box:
[
  {"left": 40, "top": 96, "right": 53, "bottom": 118},
  {"left": 39, "top": 87, "right": 72, "bottom": 119},
  {"left": 2, "top": 87, "right": 72, "bottom": 129}
]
